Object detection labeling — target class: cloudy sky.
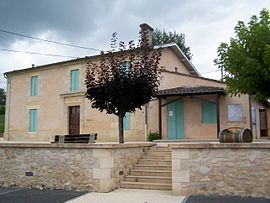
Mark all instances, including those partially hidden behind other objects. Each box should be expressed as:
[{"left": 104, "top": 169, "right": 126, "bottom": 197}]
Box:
[{"left": 0, "top": 0, "right": 269, "bottom": 89}]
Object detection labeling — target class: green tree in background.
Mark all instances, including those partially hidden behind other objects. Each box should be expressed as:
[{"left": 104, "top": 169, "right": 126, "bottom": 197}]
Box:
[
  {"left": 152, "top": 29, "right": 192, "bottom": 60},
  {"left": 0, "top": 88, "right": 5, "bottom": 106},
  {"left": 214, "top": 9, "right": 270, "bottom": 103},
  {"left": 0, "top": 88, "right": 5, "bottom": 133}
]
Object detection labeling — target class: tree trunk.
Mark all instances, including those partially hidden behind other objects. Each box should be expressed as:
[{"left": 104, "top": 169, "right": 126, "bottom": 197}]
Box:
[{"left": 118, "top": 115, "right": 124, "bottom": 143}]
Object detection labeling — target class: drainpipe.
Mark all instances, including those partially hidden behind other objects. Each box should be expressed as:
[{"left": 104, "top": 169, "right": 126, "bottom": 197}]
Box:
[
  {"left": 248, "top": 94, "right": 253, "bottom": 132},
  {"left": 3, "top": 73, "right": 10, "bottom": 140},
  {"left": 216, "top": 94, "right": 220, "bottom": 138},
  {"left": 144, "top": 104, "right": 148, "bottom": 141},
  {"left": 158, "top": 98, "right": 162, "bottom": 139}
]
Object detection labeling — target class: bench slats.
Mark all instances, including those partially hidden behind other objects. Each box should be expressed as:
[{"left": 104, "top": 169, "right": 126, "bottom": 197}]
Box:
[{"left": 52, "top": 133, "right": 97, "bottom": 143}]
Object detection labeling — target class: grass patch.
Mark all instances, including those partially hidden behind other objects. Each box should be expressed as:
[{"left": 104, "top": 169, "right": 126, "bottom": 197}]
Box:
[{"left": 0, "top": 114, "right": 4, "bottom": 133}]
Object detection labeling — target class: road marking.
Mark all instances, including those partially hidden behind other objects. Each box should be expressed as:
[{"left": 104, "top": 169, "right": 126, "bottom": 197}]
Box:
[{"left": 0, "top": 188, "right": 24, "bottom": 195}]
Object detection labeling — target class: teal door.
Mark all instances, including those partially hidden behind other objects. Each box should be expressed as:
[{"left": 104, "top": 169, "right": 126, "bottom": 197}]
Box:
[{"left": 167, "top": 100, "right": 184, "bottom": 139}]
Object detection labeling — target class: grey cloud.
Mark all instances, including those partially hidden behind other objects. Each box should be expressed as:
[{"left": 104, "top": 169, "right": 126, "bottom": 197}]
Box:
[{"left": 0, "top": 0, "right": 115, "bottom": 46}]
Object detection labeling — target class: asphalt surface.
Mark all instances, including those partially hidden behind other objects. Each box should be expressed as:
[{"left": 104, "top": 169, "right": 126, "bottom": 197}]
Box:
[
  {"left": 183, "top": 195, "right": 270, "bottom": 203},
  {"left": 0, "top": 187, "right": 86, "bottom": 203}
]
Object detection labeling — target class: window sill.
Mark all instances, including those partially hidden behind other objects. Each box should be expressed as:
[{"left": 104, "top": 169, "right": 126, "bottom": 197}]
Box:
[{"left": 60, "top": 91, "right": 85, "bottom": 98}]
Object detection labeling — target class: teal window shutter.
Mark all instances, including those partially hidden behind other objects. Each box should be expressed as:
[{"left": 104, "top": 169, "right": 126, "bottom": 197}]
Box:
[
  {"left": 121, "top": 62, "right": 130, "bottom": 73},
  {"left": 30, "top": 76, "right": 38, "bottom": 96},
  {"left": 70, "top": 69, "right": 79, "bottom": 91},
  {"left": 202, "top": 101, "right": 217, "bottom": 124},
  {"left": 29, "top": 109, "right": 37, "bottom": 132},
  {"left": 124, "top": 112, "right": 130, "bottom": 130}
]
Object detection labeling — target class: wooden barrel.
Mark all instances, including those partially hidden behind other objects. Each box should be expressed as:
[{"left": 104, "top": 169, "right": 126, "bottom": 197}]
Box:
[{"left": 219, "top": 127, "right": 253, "bottom": 143}]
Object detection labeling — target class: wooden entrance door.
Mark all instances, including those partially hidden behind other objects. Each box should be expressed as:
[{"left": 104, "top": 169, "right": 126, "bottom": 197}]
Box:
[
  {"left": 259, "top": 109, "right": 268, "bottom": 137},
  {"left": 69, "top": 106, "right": 80, "bottom": 135}
]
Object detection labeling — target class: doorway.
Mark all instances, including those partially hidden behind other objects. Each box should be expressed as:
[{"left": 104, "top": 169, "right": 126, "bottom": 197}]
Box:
[
  {"left": 259, "top": 109, "right": 268, "bottom": 137},
  {"left": 167, "top": 100, "right": 184, "bottom": 139},
  {"left": 69, "top": 106, "right": 80, "bottom": 135}
]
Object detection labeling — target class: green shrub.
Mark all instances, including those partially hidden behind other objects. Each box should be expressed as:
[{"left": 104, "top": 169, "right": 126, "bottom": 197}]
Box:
[
  {"left": 0, "top": 105, "right": 4, "bottom": 115},
  {"left": 0, "top": 114, "right": 4, "bottom": 133},
  {"left": 148, "top": 132, "right": 160, "bottom": 142}
]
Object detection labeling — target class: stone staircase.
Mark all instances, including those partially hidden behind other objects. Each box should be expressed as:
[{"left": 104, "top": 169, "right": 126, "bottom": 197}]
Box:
[{"left": 120, "top": 146, "right": 172, "bottom": 190}]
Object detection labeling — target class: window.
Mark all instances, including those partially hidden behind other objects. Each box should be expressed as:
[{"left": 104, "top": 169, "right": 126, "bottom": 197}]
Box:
[
  {"left": 30, "top": 76, "right": 38, "bottom": 96},
  {"left": 202, "top": 101, "right": 216, "bottom": 124},
  {"left": 175, "top": 67, "right": 178, "bottom": 72},
  {"left": 121, "top": 62, "right": 130, "bottom": 73},
  {"left": 70, "top": 69, "right": 79, "bottom": 91},
  {"left": 29, "top": 109, "right": 37, "bottom": 132},
  {"left": 124, "top": 112, "right": 130, "bottom": 130}
]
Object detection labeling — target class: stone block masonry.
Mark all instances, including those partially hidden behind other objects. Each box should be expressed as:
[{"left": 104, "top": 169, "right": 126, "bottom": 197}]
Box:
[
  {"left": 171, "top": 142, "right": 270, "bottom": 198},
  {"left": 0, "top": 142, "right": 154, "bottom": 192}
]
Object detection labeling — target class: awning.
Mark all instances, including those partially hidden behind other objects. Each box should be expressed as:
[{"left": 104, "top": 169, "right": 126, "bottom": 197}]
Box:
[
  {"left": 156, "top": 86, "right": 225, "bottom": 139},
  {"left": 156, "top": 86, "right": 226, "bottom": 97}
]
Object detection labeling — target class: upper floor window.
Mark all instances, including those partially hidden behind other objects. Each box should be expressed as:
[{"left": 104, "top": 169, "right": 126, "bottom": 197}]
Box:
[
  {"left": 70, "top": 69, "right": 79, "bottom": 92},
  {"left": 202, "top": 101, "right": 216, "bottom": 124},
  {"left": 30, "top": 76, "right": 38, "bottom": 96},
  {"left": 121, "top": 62, "right": 130, "bottom": 73}
]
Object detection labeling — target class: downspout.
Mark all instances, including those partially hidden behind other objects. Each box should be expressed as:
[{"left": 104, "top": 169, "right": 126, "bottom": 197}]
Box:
[
  {"left": 158, "top": 97, "right": 162, "bottom": 139},
  {"left": 144, "top": 104, "right": 148, "bottom": 141},
  {"left": 3, "top": 73, "right": 10, "bottom": 140},
  {"left": 216, "top": 94, "right": 220, "bottom": 138},
  {"left": 248, "top": 94, "right": 253, "bottom": 134}
]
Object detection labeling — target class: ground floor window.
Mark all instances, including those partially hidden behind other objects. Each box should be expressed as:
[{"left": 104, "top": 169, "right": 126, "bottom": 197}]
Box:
[
  {"left": 202, "top": 101, "right": 216, "bottom": 124},
  {"left": 29, "top": 109, "right": 37, "bottom": 132},
  {"left": 124, "top": 112, "right": 130, "bottom": 130}
]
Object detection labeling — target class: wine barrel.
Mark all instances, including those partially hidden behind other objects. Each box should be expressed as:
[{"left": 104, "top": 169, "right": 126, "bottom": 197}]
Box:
[{"left": 219, "top": 127, "right": 253, "bottom": 143}]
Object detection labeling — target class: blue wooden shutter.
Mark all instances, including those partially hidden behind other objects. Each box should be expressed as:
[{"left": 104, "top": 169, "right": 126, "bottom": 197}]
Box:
[
  {"left": 70, "top": 70, "right": 79, "bottom": 91},
  {"left": 202, "top": 101, "right": 217, "bottom": 124},
  {"left": 124, "top": 112, "right": 130, "bottom": 130},
  {"left": 29, "top": 109, "right": 37, "bottom": 132},
  {"left": 30, "top": 76, "right": 38, "bottom": 96}
]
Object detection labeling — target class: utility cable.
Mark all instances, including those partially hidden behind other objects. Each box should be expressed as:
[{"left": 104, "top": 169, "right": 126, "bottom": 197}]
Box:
[
  {"left": 0, "top": 48, "right": 78, "bottom": 59},
  {"left": 0, "top": 28, "right": 102, "bottom": 51},
  {"left": 201, "top": 70, "right": 220, "bottom": 75}
]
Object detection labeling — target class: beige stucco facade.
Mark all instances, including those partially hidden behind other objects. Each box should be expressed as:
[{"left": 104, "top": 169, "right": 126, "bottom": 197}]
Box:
[{"left": 4, "top": 44, "right": 270, "bottom": 141}]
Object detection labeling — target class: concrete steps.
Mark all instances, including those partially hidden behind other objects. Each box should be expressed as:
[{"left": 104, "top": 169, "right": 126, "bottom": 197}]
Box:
[
  {"left": 130, "top": 169, "right": 172, "bottom": 177},
  {"left": 120, "top": 182, "right": 172, "bottom": 190},
  {"left": 125, "top": 175, "right": 172, "bottom": 184},
  {"left": 138, "top": 159, "right": 172, "bottom": 165},
  {"left": 120, "top": 146, "right": 172, "bottom": 191},
  {"left": 134, "top": 164, "right": 171, "bottom": 170}
]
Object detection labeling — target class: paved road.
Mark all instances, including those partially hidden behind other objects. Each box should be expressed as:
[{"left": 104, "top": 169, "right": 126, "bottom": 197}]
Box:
[
  {"left": 0, "top": 187, "right": 86, "bottom": 203},
  {"left": 183, "top": 195, "right": 270, "bottom": 203}
]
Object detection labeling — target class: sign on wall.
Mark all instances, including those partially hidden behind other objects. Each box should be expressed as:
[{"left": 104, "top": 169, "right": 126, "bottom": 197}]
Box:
[{"left": 227, "top": 104, "right": 243, "bottom": 122}]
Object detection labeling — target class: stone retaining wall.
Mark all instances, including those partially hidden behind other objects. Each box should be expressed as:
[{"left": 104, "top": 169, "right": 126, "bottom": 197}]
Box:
[
  {"left": 0, "top": 142, "right": 154, "bottom": 192},
  {"left": 171, "top": 142, "right": 270, "bottom": 198}
]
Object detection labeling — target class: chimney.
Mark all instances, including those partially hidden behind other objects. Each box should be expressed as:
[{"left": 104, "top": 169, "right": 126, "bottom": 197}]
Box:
[{"left": 139, "top": 23, "right": 154, "bottom": 47}]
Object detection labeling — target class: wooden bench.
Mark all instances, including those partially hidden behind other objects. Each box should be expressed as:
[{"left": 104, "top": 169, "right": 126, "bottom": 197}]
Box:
[{"left": 52, "top": 133, "right": 97, "bottom": 143}]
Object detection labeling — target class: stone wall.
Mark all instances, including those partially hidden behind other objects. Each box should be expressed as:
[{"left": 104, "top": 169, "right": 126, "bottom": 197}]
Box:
[
  {"left": 172, "top": 143, "right": 270, "bottom": 198},
  {"left": 0, "top": 142, "right": 154, "bottom": 192}
]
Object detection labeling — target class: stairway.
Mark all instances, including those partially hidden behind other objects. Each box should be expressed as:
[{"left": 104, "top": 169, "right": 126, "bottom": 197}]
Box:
[{"left": 120, "top": 146, "right": 172, "bottom": 190}]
